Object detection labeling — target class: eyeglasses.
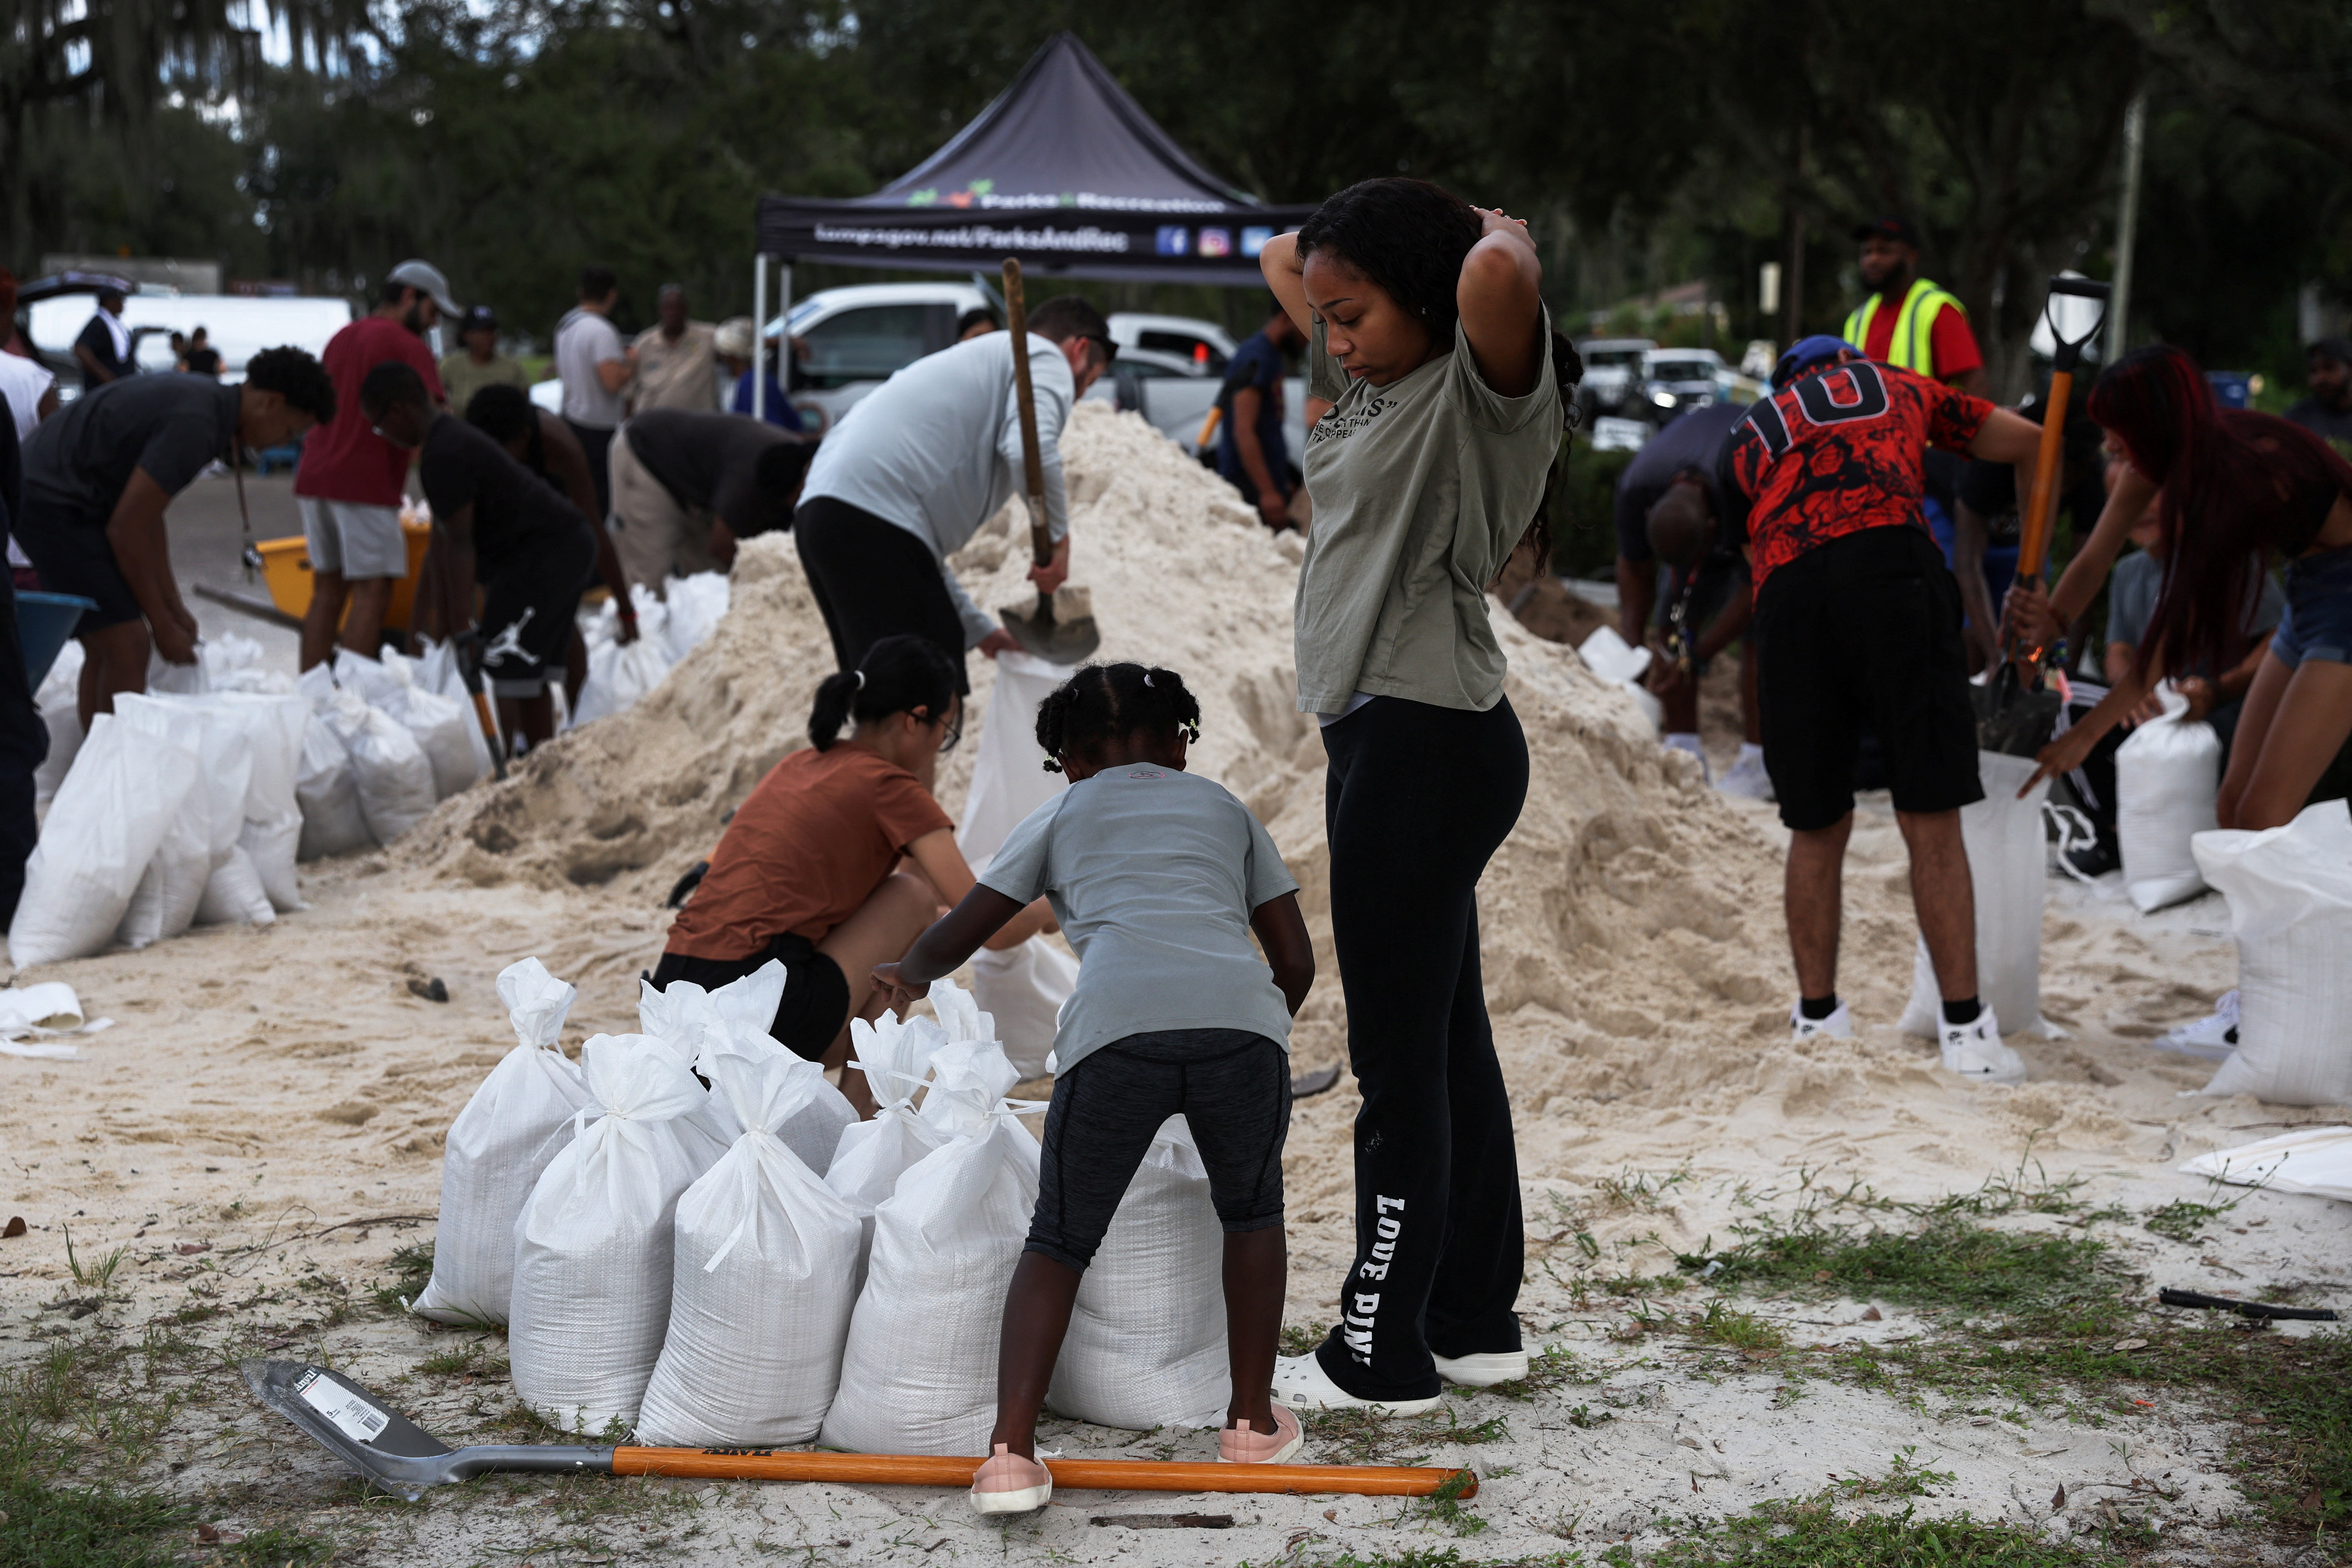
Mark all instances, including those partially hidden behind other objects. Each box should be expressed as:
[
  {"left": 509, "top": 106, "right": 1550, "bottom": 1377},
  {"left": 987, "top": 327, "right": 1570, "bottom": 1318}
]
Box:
[{"left": 928, "top": 703, "right": 963, "bottom": 753}]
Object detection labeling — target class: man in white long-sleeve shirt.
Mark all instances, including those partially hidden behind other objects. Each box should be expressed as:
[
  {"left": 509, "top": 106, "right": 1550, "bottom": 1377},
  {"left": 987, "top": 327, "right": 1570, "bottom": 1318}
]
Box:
[{"left": 793, "top": 294, "right": 1112, "bottom": 691}]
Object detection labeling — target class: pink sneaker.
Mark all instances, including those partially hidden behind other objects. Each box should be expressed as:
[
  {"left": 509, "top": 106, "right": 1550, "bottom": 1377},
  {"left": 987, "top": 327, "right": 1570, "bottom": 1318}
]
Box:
[
  {"left": 1219, "top": 1404, "right": 1303, "bottom": 1464},
  {"left": 970, "top": 1444, "right": 1053, "bottom": 1515}
]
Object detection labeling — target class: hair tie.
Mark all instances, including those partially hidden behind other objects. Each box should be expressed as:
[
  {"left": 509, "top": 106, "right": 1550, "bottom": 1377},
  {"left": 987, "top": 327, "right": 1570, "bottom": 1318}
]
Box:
[
  {"left": 1142, "top": 672, "right": 1155, "bottom": 687},
  {"left": 853, "top": 669, "right": 865, "bottom": 690}
]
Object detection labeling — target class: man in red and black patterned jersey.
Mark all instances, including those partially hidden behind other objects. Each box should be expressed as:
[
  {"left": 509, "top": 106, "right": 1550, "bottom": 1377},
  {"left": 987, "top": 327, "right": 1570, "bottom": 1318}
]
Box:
[{"left": 1717, "top": 335, "right": 2041, "bottom": 1081}]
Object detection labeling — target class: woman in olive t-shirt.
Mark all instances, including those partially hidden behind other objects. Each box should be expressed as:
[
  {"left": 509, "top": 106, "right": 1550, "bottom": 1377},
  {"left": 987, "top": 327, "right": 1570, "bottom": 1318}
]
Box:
[{"left": 1259, "top": 178, "right": 1574, "bottom": 1413}]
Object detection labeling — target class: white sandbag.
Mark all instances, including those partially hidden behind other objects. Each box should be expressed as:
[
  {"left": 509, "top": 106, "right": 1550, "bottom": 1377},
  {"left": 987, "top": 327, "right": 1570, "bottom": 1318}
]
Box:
[
  {"left": 509, "top": 1035, "right": 709, "bottom": 1432},
  {"left": 194, "top": 845, "right": 276, "bottom": 927},
  {"left": 635, "top": 1051, "right": 865, "bottom": 1448},
  {"left": 686, "top": 961, "right": 854, "bottom": 1168},
  {"left": 1576, "top": 626, "right": 1665, "bottom": 730},
  {"left": 2178, "top": 1124, "right": 2352, "bottom": 1203},
  {"left": 332, "top": 647, "right": 408, "bottom": 708},
  {"left": 412, "top": 959, "right": 592, "bottom": 1326},
  {"left": 1047, "top": 1117, "right": 1228, "bottom": 1430},
  {"left": 660, "top": 572, "right": 731, "bottom": 663},
  {"left": 145, "top": 647, "right": 209, "bottom": 695},
  {"left": 827, "top": 1009, "right": 953, "bottom": 1233},
  {"left": 1900, "top": 750, "right": 2058, "bottom": 1040},
  {"left": 32, "top": 640, "right": 82, "bottom": 807},
  {"left": 198, "top": 632, "right": 283, "bottom": 693},
  {"left": 820, "top": 1110, "right": 1042, "bottom": 1457},
  {"left": 955, "top": 650, "right": 1081, "bottom": 1076},
  {"left": 971, "top": 939, "right": 1078, "bottom": 1079},
  {"left": 571, "top": 635, "right": 674, "bottom": 727},
  {"left": 323, "top": 688, "right": 436, "bottom": 845},
  {"left": 959, "top": 649, "right": 1077, "bottom": 864},
  {"left": 415, "top": 638, "right": 497, "bottom": 781},
  {"left": 2116, "top": 685, "right": 2221, "bottom": 912},
  {"left": 2193, "top": 803, "right": 2352, "bottom": 1106},
  {"left": 393, "top": 684, "right": 481, "bottom": 801},
  {"left": 114, "top": 695, "right": 226, "bottom": 949},
  {"left": 295, "top": 711, "right": 371, "bottom": 861},
  {"left": 224, "top": 694, "right": 308, "bottom": 911},
  {"left": 9, "top": 714, "right": 199, "bottom": 967}
]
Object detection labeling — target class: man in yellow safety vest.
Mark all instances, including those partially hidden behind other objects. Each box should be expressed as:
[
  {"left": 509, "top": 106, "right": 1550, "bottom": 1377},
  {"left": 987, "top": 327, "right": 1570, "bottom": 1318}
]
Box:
[{"left": 1842, "top": 218, "right": 1988, "bottom": 397}]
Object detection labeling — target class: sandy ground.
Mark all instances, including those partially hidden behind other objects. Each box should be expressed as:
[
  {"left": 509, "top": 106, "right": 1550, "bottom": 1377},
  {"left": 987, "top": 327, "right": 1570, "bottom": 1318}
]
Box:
[{"left": 4, "top": 408, "right": 2346, "bottom": 1564}]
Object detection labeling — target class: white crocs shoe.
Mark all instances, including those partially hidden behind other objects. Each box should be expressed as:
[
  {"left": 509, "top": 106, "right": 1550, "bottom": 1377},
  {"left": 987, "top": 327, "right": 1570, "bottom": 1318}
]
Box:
[
  {"left": 1939, "top": 1006, "right": 2024, "bottom": 1084},
  {"left": 1432, "top": 1349, "right": 1528, "bottom": 1388},
  {"left": 1718, "top": 745, "right": 1774, "bottom": 800},
  {"left": 1270, "top": 1354, "right": 1441, "bottom": 1415},
  {"left": 2151, "top": 990, "right": 2239, "bottom": 1061},
  {"left": 1789, "top": 1001, "right": 1854, "bottom": 1041}
]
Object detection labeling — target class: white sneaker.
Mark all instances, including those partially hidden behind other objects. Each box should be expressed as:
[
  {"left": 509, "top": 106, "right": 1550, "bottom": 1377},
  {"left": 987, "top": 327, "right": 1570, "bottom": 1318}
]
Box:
[
  {"left": 1718, "top": 746, "right": 1774, "bottom": 800},
  {"left": 2152, "top": 990, "right": 2239, "bottom": 1061},
  {"left": 1789, "top": 1001, "right": 1854, "bottom": 1041},
  {"left": 1269, "top": 1353, "right": 1442, "bottom": 1415},
  {"left": 1432, "top": 1349, "right": 1528, "bottom": 1388},
  {"left": 1939, "top": 1006, "right": 2025, "bottom": 1084}
]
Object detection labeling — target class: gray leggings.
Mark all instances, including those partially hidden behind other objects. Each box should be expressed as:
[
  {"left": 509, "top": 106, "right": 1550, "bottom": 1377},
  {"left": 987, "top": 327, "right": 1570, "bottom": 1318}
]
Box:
[{"left": 1028, "top": 1029, "right": 1292, "bottom": 1271}]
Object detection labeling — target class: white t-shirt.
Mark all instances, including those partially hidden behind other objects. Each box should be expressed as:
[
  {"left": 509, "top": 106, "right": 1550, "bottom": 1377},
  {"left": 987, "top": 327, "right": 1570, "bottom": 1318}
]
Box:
[
  {"left": 554, "top": 308, "right": 626, "bottom": 429},
  {"left": 0, "top": 352, "right": 55, "bottom": 440},
  {"left": 978, "top": 766, "right": 1298, "bottom": 1076},
  {"left": 799, "top": 331, "right": 1074, "bottom": 647}
]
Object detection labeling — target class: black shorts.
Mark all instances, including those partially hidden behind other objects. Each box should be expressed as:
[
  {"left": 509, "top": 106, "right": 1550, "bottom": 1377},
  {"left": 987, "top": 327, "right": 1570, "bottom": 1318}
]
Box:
[
  {"left": 1755, "top": 525, "right": 1983, "bottom": 832},
  {"left": 1029, "top": 1029, "right": 1291, "bottom": 1273},
  {"left": 648, "top": 931, "right": 853, "bottom": 1062},
  {"left": 793, "top": 495, "right": 972, "bottom": 695},
  {"left": 479, "top": 525, "right": 595, "bottom": 697},
  {"left": 11, "top": 499, "right": 141, "bottom": 631}
]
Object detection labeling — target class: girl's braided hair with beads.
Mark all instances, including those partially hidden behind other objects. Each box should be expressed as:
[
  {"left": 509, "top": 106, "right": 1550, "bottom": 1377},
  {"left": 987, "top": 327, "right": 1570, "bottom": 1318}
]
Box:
[{"left": 1033, "top": 663, "right": 1202, "bottom": 774}]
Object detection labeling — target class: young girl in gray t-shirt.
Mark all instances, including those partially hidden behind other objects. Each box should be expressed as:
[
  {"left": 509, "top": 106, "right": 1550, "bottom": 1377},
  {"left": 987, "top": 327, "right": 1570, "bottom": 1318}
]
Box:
[{"left": 873, "top": 661, "right": 1315, "bottom": 1514}]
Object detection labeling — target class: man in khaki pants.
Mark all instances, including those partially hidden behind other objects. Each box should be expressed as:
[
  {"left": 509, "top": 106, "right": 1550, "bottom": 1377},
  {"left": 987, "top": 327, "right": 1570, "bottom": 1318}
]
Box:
[{"left": 608, "top": 407, "right": 811, "bottom": 592}]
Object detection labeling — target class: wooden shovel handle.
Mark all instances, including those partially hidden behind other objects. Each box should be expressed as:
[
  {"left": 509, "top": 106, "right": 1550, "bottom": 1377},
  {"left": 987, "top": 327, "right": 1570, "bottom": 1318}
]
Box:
[
  {"left": 612, "top": 1446, "right": 1474, "bottom": 1497},
  {"left": 2016, "top": 367, "right": 2072, "bottom": 586},
  {"left": 1001, "top": 257, "right": 1052, "bottom": 568}
]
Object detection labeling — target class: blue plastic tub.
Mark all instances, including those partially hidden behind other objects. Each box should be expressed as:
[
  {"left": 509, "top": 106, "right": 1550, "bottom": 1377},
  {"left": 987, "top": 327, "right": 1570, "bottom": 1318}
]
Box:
[{"left": 17, "top": 592, "right": 96, "bottom": 689}]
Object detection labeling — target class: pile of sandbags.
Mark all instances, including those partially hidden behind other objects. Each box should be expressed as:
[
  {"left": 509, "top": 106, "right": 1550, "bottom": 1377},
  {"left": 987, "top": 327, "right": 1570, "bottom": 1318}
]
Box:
[
  {"left": 571, "top": 574, "right": 728, "bottom": 728},
  {"left": 294, "top": 649, "right": 496, "bottom": 860},
  {"left": 469, "top": 968, "right": 1233, "bottom": 1449},
  {"left": 10, "top": 686, "right": 307, "bottom": 967}
]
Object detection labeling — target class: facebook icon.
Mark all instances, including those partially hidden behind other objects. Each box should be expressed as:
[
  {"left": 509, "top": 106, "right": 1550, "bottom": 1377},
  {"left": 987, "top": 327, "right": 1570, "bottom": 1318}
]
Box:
[{"left": 1154, "top": 226, "right": 1191, "bottom": 257}]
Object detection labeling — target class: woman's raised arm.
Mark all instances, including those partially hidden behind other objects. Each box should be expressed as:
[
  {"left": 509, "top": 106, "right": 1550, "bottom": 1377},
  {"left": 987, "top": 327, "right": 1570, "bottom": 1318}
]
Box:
[
  {"left": 1457, "top": 210, "right": 1544, "bottom": 398},
  {"left": 1260, "top": 233, "right": 1313, "bottom": 339}
]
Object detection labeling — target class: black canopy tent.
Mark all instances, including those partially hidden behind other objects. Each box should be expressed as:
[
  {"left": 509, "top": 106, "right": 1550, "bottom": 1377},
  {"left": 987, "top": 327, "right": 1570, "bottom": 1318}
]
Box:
[{"left": 755, "top": 32, "right": 1315, "bottom": 289}]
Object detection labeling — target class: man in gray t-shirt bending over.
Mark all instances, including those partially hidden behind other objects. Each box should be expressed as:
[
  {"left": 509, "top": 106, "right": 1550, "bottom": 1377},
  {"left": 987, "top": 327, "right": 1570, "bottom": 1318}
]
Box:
[{"left": 792, "top": 294, "right": 1112, "bottom": 692}]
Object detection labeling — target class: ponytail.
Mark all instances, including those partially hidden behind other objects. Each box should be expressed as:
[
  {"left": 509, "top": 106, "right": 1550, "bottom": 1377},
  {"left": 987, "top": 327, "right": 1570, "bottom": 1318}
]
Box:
[{"left": 809, "top": 634, "right": 960, "bottom": 751}]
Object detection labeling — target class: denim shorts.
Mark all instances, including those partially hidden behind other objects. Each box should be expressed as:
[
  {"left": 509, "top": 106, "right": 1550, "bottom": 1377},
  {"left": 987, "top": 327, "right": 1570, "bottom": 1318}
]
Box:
[{"left": 2269, "top": 545, "right": 2352, "bottom": 670}]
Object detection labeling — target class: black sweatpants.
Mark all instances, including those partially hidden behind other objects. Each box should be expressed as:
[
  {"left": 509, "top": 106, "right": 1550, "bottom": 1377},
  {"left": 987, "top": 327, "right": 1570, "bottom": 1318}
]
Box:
[
  {"left": 1313, "top": 695, "right": 1528, "bottom": 1401},
  {"left": 0, "top": 551, "right": 45, "bottom": 927},
  {"left": 792, "top": 496, "right": 973, "bottom": 695}
]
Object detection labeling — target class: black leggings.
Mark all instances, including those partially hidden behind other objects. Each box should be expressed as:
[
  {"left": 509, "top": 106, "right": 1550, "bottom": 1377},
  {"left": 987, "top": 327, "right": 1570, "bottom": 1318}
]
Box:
[
  {"left": 1313, "top": 696, "right": 1528, "bottom": 1400},
  {"left": 1028, "top": 1029, "right": 1291, "bottom": 1272},
  {"left": 792, "top": 496, "right": 972, "bottom": 694}
]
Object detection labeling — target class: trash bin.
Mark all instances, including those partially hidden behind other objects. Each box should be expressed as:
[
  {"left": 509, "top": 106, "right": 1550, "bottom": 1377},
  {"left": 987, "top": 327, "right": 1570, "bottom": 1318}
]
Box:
[{"left": 16, "top": 592, "right": 95, "bottom": 688}]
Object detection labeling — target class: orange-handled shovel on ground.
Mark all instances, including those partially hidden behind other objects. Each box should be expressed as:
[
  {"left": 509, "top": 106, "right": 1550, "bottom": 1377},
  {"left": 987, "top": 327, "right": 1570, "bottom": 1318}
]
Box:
[
  {"left": 1971, "top": 273, "right": 2110, "bottom": 756},
  {"left": 993, "top": 257, "right": 1101, "bottom": 664},
  {"left": 244, "top": 1360, "right": 1473, "bottom": 1504}
]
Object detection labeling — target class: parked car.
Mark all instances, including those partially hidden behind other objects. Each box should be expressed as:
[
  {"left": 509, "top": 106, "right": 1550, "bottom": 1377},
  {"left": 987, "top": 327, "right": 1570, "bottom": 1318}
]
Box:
[
  {"left": 21, "top": 281, "right": 353, "bottom": 394},
  {"left": 1106, "top": 313, "right": 1235, "bottom": 376},
  {"left": 1636, "top": 347, "right": 1728, "bottom": 423},
  {"left": 771, "top": 282, "right": 993, "bottom": 433},
  {"left": 1575, "top": 337, "right": 1657, "bottom": 420}
]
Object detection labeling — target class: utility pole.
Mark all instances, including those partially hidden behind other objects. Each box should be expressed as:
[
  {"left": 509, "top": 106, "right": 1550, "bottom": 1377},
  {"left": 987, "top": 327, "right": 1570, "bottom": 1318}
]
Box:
[{"left": 2109, "top": 91, "right": 2147, "bottom": 357}]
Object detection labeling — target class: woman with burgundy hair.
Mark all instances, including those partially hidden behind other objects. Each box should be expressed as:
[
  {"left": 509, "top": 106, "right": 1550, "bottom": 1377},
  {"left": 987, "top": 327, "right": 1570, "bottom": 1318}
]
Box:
[{"left": 2016, "top": 345, "right": 2352, "bottom": 829}]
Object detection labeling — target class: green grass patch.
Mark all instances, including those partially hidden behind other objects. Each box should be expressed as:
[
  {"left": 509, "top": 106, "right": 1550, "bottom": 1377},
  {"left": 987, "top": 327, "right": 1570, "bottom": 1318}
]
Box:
[
  {"left": 1298, "top": 1404, "right": 1513, "bottom": 1467},
  {"left": 1683, "top": 1213, "right": 2110, "bottom": 1318},
  {"left": 1625, "top": 1498, "right": 2132, "bottom": 1566},
  {"left": 2143, "top": 1199, "right": 2235, "bottom": 1243},
  {"left": 1280, "top": 1321, "right": 1331, "bottom": 1357},
  {"left": 367, "top": 1239, "right": 435, "bottom": 1313}
]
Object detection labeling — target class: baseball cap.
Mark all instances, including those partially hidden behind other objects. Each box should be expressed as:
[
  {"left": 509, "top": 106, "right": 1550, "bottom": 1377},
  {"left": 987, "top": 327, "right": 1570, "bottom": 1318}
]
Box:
[
  {"left": 1772, "top": 334, "right": 1860, "bottom": 391},
  {"left": 1851, "top": 216, "right": 1923, "bottom": 249},
  {"left": 386, "top": 259, "right": 460, "bottom": 317},
  {"left": 2306, "top": 336, "right": 2352, "bottom": 366},
  {"left": 458, "top": 304, "right": 497, "bottom": 334}
]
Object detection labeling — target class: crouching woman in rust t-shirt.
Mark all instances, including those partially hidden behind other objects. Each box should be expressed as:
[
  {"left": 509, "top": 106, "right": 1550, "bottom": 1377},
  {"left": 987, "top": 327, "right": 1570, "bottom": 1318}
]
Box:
[{"left": 653, "top": 633, "right": 1055, "bottom": 1110}]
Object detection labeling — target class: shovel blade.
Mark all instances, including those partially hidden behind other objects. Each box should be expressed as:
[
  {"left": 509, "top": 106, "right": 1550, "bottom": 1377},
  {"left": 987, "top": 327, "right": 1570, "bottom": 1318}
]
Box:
[{"left": 998, "top": 587, "right": 1100, "bottom": 663}]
